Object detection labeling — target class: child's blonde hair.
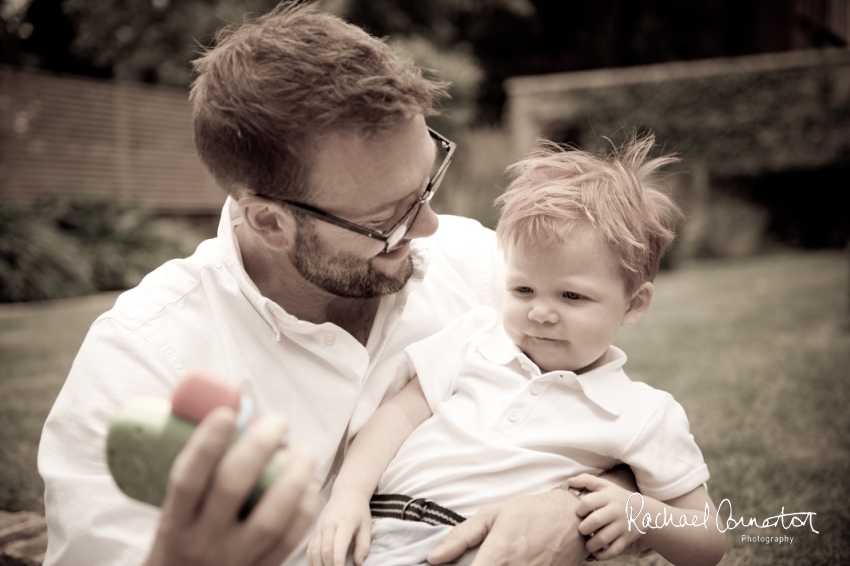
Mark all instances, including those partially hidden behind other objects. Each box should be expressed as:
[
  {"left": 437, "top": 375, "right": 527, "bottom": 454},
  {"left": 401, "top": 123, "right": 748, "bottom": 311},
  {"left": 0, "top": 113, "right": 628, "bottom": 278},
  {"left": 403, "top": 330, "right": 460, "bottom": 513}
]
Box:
[{"left": 495, "top": 133, "right": 682, "bottom": 295}]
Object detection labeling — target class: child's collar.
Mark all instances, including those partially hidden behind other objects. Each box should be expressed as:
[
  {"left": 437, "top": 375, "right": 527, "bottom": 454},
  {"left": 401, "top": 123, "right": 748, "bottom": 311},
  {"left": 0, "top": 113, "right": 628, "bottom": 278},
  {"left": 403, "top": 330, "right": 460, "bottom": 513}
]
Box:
[
  {"left": 573, "top": 347, "right": 631, "bottom": 415},
  {"left": 477, "top": 329, "right": 632, "bottom": 416}
]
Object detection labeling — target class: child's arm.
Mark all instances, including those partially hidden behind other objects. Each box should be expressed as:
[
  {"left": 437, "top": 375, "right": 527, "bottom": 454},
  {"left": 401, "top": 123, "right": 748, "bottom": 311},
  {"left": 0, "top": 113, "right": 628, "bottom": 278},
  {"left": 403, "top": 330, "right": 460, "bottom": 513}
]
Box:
[
  {"left": 307, "top": 377, "right": 433, "bottom": 566},
  {"left": 567, "top": 474, "right": 726, "bottom": 566}
]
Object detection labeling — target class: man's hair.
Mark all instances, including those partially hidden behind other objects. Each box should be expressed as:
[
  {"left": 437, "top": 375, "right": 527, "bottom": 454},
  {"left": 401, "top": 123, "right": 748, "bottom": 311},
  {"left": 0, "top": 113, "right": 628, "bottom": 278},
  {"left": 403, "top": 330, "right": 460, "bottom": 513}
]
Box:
[
  {"left": 495, "top": 133, "right": 683, "bottom": 295},
  {"left": 190, "top": 1, "right": 449, "bottom": 201}
]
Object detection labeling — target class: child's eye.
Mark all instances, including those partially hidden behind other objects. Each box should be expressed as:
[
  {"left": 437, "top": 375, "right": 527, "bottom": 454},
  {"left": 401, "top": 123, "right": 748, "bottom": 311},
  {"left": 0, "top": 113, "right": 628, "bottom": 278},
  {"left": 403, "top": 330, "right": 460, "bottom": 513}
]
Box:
[
  {"left": 563, "top": 291, "right": 582, "bottom": 300},
  {"left": 513, "top": 286, "right": 533, "bottom": 294}
]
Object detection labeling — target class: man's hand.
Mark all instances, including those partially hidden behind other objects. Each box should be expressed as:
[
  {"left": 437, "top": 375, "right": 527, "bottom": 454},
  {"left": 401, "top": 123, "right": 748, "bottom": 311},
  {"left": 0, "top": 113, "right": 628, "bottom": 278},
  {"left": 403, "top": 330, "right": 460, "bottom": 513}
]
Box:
[
  {"left": 427, "top": 489, "right": 589, "bottom": 566},
  {"left": 307, "top": 488, "right": 373, "bottom": 566},
  {"left": 567, "top": 474, "right": 643, "bottom": 561},
  {"left": 144, "top": 408, "right": 320, "bottom": 566}
]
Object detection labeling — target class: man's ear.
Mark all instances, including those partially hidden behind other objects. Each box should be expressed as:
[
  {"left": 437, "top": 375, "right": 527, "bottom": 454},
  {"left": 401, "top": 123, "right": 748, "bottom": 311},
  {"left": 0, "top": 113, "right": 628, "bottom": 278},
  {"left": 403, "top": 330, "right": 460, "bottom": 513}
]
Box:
[
  {"left": 236, "top": 196, "right": 296, "bottom": 251},
  {"left": 621, "top": 282, "right": 653, "bottom": 328}
]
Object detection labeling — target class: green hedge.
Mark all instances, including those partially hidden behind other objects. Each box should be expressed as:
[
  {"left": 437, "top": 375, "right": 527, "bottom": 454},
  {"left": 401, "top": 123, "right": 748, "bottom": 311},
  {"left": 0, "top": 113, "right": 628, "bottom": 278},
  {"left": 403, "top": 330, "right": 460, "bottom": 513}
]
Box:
[
  {"left": 562, "top": 60, "right": 850, "bottom": 177},
  {"left": 0, "top": 197, "right": 195, "bottom": 303}
]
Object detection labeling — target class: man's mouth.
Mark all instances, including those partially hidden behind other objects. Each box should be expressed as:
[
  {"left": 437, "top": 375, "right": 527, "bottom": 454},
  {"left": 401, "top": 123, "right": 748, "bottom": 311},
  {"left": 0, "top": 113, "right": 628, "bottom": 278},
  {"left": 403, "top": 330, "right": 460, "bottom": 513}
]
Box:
[{"left": 380, "top": 240, "right": 411, "bottom": 256}]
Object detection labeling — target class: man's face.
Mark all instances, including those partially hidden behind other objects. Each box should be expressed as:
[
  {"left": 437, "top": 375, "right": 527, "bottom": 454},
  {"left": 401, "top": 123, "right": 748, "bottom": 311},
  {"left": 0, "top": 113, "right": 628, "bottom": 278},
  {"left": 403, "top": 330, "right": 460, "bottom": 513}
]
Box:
[
  {"left": 502, "top": 228, "right": 633, "bottom": 374},
  {"left": 288, "top": 215, "right": 415, "bottom": 298},
  {"left": 289, "top": 115, "right": 439, "bottom": 298}
]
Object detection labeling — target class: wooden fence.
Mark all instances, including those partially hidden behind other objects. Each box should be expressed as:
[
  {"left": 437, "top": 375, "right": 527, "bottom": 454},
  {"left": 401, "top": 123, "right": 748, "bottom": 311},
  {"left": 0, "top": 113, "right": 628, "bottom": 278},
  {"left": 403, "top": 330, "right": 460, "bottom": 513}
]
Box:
[{"left": 0, "top": 65, "right": 225, "bottom": 215}]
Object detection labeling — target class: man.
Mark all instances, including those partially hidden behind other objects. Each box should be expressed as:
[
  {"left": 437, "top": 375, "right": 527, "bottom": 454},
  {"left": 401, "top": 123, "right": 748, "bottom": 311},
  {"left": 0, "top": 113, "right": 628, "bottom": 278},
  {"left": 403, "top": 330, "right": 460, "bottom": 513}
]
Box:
[{"left": 39, "top": 3, "right": 623, "bottom": 565}]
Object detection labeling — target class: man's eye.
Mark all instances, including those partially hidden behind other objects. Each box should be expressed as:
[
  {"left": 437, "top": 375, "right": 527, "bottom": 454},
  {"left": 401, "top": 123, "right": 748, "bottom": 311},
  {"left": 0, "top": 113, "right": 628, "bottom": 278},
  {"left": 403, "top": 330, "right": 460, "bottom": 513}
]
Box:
[
  {"left": 564, "top": 291, "right": 582, "bottom": 300},
  {"left": 366, "top": 216, "right": 395, "bottom": 231}
]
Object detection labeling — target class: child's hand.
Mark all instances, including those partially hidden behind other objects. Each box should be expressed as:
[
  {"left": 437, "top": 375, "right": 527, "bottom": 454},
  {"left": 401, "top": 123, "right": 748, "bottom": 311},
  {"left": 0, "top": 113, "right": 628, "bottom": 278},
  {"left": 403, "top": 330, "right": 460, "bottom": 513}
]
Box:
[
  {"left": 567, "top": 473, "right": 643, "bottom": 561},
  {"left": 307, "top": 489, "right": 373, "bottom": 566}
]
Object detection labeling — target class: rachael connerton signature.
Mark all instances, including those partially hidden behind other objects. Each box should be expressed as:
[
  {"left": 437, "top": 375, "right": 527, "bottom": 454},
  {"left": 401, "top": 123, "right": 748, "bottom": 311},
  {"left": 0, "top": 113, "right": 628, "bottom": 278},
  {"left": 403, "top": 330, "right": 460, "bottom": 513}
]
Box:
[{"left": 625, "top": 494, "right": 818, "bottom": 535}]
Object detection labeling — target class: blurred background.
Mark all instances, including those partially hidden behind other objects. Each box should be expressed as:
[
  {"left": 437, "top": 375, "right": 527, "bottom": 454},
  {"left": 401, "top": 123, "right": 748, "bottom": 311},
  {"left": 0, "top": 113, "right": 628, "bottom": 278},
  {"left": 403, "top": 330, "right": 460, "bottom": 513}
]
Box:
[
  {"left": 2, "top": 0, "right": 849, "bottom": 269},
  {"left": 0, "top": 1, "right": 848, "bottom": 565}
]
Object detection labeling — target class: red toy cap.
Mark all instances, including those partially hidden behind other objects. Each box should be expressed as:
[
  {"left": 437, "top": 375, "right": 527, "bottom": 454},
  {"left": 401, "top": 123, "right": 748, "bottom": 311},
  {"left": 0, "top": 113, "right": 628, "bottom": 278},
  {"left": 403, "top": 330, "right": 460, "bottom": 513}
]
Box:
[{"left": 171, "top": 369, "right": 242, "bottom": 424}]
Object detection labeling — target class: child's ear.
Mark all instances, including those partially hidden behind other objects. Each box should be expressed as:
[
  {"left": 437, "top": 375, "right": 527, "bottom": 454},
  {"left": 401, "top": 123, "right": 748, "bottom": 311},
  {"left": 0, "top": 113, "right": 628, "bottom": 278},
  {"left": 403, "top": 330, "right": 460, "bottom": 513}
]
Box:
[
  {"left": 622, "top": 282, "right": 653, "bottom": 327},
  {"left": 237, "top": 195, "right": 297, "bottom": 251}
]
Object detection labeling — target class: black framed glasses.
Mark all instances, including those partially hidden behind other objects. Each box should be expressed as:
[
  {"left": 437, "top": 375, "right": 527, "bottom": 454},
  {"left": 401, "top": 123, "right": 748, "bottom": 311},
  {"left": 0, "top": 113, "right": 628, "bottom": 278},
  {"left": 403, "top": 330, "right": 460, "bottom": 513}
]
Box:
[{"left": 257, "top": 127, "right": 456, "bottom": 253}]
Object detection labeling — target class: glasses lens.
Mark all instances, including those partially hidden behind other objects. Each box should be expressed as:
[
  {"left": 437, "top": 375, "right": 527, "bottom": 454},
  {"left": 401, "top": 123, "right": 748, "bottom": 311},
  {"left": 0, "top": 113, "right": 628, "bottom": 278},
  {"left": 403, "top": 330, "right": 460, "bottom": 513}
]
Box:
[
  {"left": 430, "top": 164, "right": 448, "bottom": 197},
  {"left": 382, "top": 131, "right": 454, "bottom": 251},
  {"left": 383, "top": 162, "right": 447, "bottom": 250},
  {"left": 385, "top": 201, "right": 422, "bottom": 251}
]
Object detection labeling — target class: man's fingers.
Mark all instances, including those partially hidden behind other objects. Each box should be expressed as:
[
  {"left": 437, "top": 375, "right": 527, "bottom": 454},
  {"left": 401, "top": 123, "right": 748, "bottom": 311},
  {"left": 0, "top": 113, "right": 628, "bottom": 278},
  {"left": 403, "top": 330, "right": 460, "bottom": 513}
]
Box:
[
  {"left": 450, "top": 491, "right": 589, "bottom": 566},
  {"left": 197, "top": 415, "right": 290, "bottom": 538},
  {"left": 163, "top": 407, "right": 237, "bottom": 528},
  {"left": 428, "top": 511, "right": 493, "bottom": 564},
  {"left": 148, "top": 408, "right": 317, "bottom": 566},
  {"left": 241, "top": 444, "right": 316, "bottom": 558}
]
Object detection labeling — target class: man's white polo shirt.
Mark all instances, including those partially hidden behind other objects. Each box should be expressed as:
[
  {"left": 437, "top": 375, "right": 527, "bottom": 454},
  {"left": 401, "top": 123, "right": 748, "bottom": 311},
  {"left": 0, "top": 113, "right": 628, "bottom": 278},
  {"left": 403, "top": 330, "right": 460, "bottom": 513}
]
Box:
[
  {"left": 377, "top": 306, "right": 710, "bottom": 517},
  {"left": 37, "top": 199, "right": 504, "bottom": 566}
]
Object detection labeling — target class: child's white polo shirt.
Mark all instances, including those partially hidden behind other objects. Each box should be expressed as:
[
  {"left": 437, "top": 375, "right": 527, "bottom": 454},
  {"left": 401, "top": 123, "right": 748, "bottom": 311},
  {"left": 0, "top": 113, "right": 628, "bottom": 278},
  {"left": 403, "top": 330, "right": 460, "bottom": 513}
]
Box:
[{"left": 376, "top": 306, "right": 710, "bottom": 517}]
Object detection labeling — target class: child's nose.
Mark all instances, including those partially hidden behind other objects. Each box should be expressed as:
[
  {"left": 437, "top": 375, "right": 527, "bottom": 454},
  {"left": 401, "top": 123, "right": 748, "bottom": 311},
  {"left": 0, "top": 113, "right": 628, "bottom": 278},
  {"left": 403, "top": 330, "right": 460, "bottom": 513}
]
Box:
[{"left": 528, "top": 301, "right": 559, "bottom": 324}]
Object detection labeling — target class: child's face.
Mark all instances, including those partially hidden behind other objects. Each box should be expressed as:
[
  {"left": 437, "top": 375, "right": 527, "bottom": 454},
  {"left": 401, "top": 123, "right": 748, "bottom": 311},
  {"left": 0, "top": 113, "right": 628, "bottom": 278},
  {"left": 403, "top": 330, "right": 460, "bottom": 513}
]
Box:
[{"left": 502, "top": 227, "right": 650, "bottom": 374}]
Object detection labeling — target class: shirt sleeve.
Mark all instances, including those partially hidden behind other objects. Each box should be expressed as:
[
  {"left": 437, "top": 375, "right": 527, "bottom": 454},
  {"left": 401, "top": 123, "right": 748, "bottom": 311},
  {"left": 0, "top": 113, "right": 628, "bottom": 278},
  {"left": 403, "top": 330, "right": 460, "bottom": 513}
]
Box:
[
  {"left": 38, "top": 316, "right": 180, "bottom": 566},
  {"left": 619, "top": 394, "right": 710, "bottom": 501},
  {"left": 404, "top": 306, "right": 500, "bottom": 413}
]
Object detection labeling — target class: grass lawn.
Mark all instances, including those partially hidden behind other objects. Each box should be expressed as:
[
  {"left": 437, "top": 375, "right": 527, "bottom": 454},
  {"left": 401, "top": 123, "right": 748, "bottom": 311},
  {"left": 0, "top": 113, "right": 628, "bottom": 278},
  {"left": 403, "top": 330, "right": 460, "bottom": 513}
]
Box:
[
  {"left": 1, "top": 251, "right": 848, "bottom": 565},
  {"left": 0, "top": 291, "right": 121, "bottom": 513},
  {"left": 613, "top": 251, "right": 850, "bottom": 565}
]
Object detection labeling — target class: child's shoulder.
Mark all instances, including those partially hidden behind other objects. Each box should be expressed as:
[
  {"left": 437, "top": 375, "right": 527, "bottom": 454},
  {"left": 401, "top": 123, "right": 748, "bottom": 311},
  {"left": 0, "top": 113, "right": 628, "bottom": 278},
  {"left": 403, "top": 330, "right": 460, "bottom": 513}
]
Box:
[
  {"left": 624, "top": 378, "right": 670, "bottom": 398},
  {"left": 440, "top": 305, "right": 502, "bottom": 336},
  {"left": 618, "top": 373, "right": 684, "bottom": 418},
  {"left": 408, "top": 305, "right": 502, "bottom": 356},
  {"left": 621, "top": 384, "right": 697, "bottom": 446}
]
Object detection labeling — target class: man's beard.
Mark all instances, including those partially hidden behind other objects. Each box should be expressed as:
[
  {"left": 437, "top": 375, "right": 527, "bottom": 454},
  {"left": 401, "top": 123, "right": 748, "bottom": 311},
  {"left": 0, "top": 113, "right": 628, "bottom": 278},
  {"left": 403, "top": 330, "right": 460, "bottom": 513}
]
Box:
[{"left": 289, "top": 221, "right": 414, "bottom": 299}]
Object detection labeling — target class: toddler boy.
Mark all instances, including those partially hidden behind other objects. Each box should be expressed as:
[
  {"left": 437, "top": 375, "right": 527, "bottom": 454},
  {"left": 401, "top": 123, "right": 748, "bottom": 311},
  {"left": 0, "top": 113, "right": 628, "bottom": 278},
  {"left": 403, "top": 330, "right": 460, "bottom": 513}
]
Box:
[{"left": 307, "top": 135, "right": 726, "bottom": 566}]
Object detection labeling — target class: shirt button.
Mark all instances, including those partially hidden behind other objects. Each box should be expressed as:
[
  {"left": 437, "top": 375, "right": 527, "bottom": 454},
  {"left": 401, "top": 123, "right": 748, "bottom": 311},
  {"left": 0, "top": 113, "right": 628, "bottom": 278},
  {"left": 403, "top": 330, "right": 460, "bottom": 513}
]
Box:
[
  {"left": 324, "top": 333, "right": 336, "bottom": 346},
  {"left": 508, "top": 409, "right": 520, "bottom": 422},
  {"left": 531, "top": 383, "right": 541, "bottom": 395}
]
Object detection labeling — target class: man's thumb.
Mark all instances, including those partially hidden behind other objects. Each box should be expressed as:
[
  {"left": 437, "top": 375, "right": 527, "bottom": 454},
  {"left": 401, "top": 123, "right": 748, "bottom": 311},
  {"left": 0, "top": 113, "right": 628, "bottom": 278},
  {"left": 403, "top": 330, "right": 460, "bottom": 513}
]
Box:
[{"left": 427, "top": 513, "right": 492, "bottom": 564}]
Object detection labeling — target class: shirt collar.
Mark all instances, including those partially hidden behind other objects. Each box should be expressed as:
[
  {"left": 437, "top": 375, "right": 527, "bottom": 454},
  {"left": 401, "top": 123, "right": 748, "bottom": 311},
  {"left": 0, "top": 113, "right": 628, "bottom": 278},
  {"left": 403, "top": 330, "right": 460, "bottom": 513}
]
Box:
[
  {"left": 218, "top": 198, "right": 281, "bottom": 336},
  {"left": 476, "top": 322, "right": 521, "bottom": 366},
  {"left": 573, "top": 346, "right": 631, "bottom": 416},
  {"left": 476, "top": 323, "right": 632, "bottom": 416},
  {"left": 218, "top": 197, "right": 432, "bottom": 338}
]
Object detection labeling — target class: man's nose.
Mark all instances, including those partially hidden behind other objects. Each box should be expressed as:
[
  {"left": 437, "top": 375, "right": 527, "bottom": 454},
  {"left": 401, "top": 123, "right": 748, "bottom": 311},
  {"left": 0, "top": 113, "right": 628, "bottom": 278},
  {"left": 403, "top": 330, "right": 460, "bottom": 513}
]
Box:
[
  {"left": 528, "top": 300, "right": 559, "bottom": 324},
  {"left": 406, "top": 202, "right": 439, "bottom": 240}
]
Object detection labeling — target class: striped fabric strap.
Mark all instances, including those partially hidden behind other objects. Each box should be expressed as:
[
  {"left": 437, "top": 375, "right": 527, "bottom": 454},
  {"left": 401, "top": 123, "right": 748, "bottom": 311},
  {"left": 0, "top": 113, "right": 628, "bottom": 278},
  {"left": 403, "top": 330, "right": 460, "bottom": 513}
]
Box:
[{"left": 369, "top": 494, "right": 467, "bottom": 527}]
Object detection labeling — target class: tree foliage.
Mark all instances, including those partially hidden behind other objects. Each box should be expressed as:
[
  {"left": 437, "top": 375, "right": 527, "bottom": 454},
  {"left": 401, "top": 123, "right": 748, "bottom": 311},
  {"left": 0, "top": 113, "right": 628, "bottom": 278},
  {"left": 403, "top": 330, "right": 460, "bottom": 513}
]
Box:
[
  {"left": 337, "top": 0, "right": 829, "bottom": 123},
  {"left": 63, "top": 0, "right": 276, "bottom": 85},
  {"left": 2, "top": 0, "right": 837, "bottom": 121},
  {"left": 2, "top": 0, "right": 276, "bottom": 85}
]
